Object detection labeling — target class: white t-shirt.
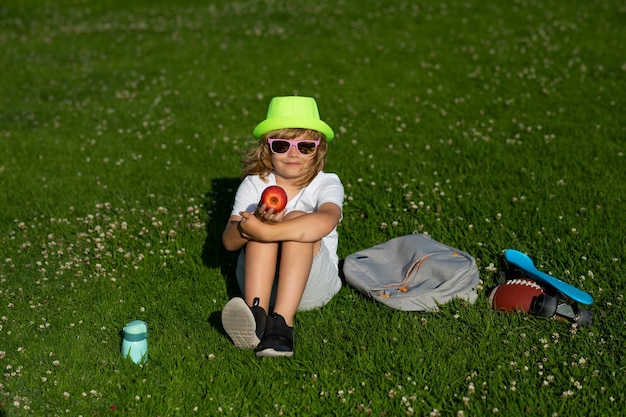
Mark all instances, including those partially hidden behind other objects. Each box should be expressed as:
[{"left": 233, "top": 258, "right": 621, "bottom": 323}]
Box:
[{"left": 230, "top": 171, "right": 344, "bottom": 265}]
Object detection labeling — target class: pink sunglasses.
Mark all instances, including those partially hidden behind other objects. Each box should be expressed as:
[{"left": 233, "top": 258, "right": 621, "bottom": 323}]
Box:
[{"left": 267, "top": 138, "right": 320, "bottom": 155}]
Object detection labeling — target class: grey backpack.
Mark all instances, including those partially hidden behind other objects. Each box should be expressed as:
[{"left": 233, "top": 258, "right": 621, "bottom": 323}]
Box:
[{"left": 343, "top": 234, "right": 479, "bottom": 311}]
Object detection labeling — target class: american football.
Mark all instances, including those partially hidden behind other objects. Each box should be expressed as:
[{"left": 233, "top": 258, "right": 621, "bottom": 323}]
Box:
[{"left": 488, "top": 278, "right": 547, "bottom": 313}]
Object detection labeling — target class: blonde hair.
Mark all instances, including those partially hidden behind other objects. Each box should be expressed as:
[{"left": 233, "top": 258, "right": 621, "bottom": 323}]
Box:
[{"left": 241, "top": 128, "right": 328, "bottom": 187}]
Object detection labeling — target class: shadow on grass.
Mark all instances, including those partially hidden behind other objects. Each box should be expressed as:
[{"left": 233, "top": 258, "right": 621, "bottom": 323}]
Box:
[
  {"left": 201, "top": 177, "right": 242, "bottom": 334},
  {"left": 201, "top": 177, "right": 242, "bottom": 298}
]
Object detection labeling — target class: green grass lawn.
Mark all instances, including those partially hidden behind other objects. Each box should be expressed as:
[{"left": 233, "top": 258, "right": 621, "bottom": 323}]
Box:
[{"left": 1, "top": 0, "right": 625, "bottom": 415}]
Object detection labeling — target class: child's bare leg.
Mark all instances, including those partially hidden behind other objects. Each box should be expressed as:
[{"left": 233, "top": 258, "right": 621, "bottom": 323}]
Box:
[
  {"left": 272, "top": 211, "right": 321, "bottom": 326},
  {"left": 255, "top": 211, "right": 320, "bottom": 357},
  {"left": 222, "top": 241, "right": 275, "bottom": 350},
  {"left": 243, "top": 240, "right": 278, "bottom": 313}
]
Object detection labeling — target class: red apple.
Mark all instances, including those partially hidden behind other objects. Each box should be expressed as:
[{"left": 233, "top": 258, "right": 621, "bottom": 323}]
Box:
[{"left": 260, "top": 185, "right": 288, "bottom": 212}]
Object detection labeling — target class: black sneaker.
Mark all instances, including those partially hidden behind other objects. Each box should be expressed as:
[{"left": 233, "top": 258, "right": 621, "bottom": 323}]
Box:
[
  {"left": 255, "top": 312, "right": 294, "bottom": 358},
  {"left": 222, "top": 297, "right": 266, "bottom": 349}
]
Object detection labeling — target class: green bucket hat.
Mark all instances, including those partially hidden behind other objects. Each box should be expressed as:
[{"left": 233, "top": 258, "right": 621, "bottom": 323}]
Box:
[{"left": 253, "top": 96, "right": 334, "bottom": 141}]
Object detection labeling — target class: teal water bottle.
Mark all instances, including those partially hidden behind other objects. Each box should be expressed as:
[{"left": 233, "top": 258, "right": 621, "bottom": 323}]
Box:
[{"left": 122, "top": 320, "right": 148, "bottom": 364}]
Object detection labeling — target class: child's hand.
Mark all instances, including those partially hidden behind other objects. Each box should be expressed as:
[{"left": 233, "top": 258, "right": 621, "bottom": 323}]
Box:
[
  {"left": 238, "top": 210, "right": 274, "bottom": 241},
  {"left": 254, "top": 202, "right": 286, "bottom": 224}
]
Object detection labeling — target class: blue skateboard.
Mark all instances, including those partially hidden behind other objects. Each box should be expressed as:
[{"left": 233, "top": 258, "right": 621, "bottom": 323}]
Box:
[{"left": 501, "top": 249, "right": 593, "bottom": 326}]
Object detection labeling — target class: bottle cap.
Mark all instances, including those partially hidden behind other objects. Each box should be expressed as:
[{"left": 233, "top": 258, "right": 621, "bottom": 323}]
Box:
[{"left": 123, "top": 320, "right": 148, "bottom": 342}]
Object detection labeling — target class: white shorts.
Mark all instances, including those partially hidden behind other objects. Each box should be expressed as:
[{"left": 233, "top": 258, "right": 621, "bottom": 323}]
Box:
[{"left": 236, "top": 242, "right": 341, "bottom": 311}]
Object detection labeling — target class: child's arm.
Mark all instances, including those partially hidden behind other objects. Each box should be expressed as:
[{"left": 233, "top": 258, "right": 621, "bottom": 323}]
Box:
[
  {"left": 222, "top": 214, "right": 249, "bottom": 251},
  {"left": 223, "top": 204, "right": 288, "bottom": 251},
  {"left": 237, "top": 202, "right": 341, "bottom": 243}
]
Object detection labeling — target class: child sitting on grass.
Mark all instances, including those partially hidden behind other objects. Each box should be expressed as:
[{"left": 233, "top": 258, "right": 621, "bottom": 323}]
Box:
[{"left": 221, "top": 96, "right": 344, "bottom": 357}]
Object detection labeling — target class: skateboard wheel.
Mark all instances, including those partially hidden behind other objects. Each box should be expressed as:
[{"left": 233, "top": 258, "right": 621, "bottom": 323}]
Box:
[
  {"left": 529, "top": 294, "right": 558, "bottom": 318},
  {"left": 575, "top": 309, "right": 593, "bottom": 327}
]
